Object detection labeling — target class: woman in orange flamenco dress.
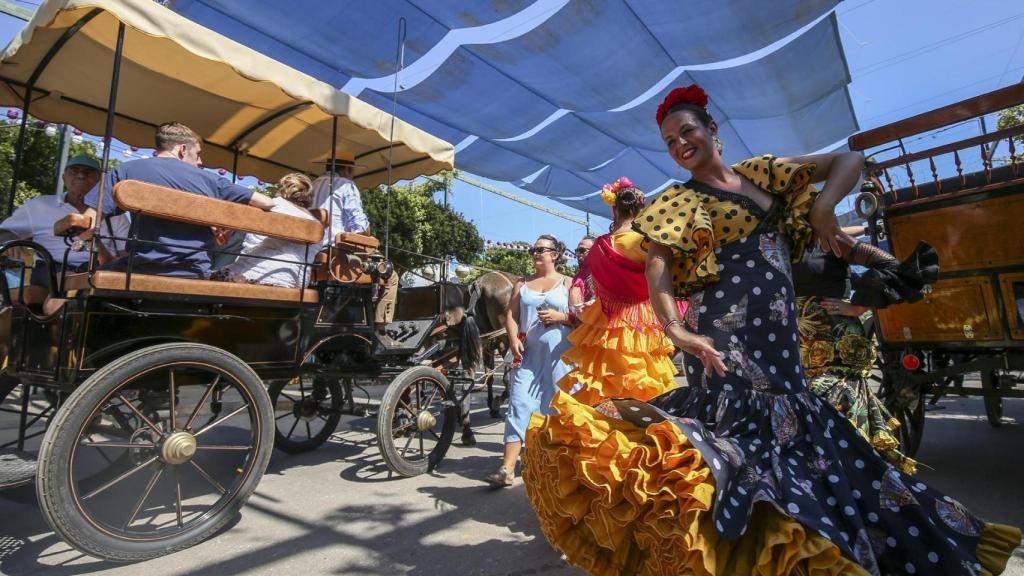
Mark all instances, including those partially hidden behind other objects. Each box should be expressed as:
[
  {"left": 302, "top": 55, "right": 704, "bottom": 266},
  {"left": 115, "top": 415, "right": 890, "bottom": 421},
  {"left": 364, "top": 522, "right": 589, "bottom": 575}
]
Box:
[
  {"left": 523, "top": 84, "right": 1020, "bottom": 576},
  {"left": 559, "top": 176, "right": 681, "bottom": 406}
]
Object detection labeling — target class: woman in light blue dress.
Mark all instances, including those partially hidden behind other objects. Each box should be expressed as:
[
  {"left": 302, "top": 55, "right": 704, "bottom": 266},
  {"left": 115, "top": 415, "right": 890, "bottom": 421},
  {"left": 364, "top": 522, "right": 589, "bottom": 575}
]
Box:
[{"left": 485, "top": 234, "right": 573, "bottom": 487}]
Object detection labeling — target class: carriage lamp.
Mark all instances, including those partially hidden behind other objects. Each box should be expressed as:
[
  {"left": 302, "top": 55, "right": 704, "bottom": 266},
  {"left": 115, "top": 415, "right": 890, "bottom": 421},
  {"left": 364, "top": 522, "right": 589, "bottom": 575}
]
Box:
[
  {"left": 900, "top": 352, "right": 922, "bottom": 371},
  {"left": 455, "top": 264, "right": 471, "bottom": 279}
]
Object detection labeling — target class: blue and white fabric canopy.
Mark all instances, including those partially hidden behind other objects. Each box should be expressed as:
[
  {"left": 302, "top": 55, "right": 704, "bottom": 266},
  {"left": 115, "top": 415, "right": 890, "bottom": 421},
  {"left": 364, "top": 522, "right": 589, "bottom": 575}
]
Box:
[{"left": 170, "top": 0, "right": 859, "bottom": 216}]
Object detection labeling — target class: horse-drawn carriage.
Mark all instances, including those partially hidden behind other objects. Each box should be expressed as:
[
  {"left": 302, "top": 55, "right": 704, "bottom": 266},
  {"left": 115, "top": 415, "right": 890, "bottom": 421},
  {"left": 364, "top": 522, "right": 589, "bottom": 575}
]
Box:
[
  {"left": 0, "top": 0, "right": 508, "bottom": 562},
  {"left": 850, "top": 83, "right": 1024, "bottom": 455}
]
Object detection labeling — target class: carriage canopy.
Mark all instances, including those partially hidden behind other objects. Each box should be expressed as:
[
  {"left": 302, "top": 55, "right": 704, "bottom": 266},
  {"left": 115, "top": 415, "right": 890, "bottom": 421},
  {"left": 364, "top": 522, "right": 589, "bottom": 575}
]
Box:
[{"left": 0, "top": 0, "right": 455, "bottom": 188}]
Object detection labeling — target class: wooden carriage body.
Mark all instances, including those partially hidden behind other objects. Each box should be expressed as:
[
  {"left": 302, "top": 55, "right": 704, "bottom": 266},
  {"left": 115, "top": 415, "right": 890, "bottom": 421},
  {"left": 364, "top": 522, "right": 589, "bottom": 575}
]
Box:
[{"left": 850, "top": 84, "right": 1024, "bottom": 353}]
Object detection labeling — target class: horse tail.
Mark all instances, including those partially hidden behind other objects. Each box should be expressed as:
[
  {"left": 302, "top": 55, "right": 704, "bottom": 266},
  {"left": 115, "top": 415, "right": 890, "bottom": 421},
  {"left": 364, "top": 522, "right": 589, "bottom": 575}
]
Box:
[{"left": 460, "top": 311, "right": 483, "bottom": 373}]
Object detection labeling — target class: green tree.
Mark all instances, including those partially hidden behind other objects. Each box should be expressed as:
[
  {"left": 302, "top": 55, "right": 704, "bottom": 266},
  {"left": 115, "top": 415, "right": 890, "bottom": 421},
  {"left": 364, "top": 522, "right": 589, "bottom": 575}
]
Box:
[
  {"left": 0, "top": 119, "right": 109, "bottom": 217},
  {"left": 996, "top": 104, "right": 1024, "bottom": 145},
  {"left": 360, "top": 172, "right": 484, "bottom": 273},
  {"left": 465, "top": 243, "right": 534, "bottom": 283}
]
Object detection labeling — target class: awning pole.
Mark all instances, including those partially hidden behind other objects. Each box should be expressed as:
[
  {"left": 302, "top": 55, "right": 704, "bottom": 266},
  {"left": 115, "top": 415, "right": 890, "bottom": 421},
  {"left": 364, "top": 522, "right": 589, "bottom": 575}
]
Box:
[{"left": 92, "top": 22, "right": 126, "bottom": 275}]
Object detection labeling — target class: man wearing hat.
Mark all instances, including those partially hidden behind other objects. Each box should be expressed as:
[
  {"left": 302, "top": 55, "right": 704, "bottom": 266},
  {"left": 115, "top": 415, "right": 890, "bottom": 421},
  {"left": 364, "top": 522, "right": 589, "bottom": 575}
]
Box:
[
  {"left": 0, "top": 154, "right": 129, "bottom": 286},
  {"left": 312, "top": 151, "right": 369, "bottom": 242}
]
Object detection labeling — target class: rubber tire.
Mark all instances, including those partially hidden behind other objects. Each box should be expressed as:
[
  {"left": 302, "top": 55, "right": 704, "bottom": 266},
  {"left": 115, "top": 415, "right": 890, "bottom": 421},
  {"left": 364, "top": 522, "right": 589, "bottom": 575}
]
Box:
[
  {"left": 35, "top": 343, "right": 274, "bottom": 562},
  {"left": 267, "top": 376, "right": 343, "bottom": 454},
  {"left": 981, "top": 370, "right": 1004, "bottom": 428},
  {"left": 376, "top": 366, "right": 456, "bottom": 477}
]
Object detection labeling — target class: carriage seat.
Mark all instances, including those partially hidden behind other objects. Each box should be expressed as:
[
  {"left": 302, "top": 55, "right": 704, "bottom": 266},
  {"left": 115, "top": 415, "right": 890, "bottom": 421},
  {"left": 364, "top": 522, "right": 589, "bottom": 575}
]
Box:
[
  {"left": 63, "top": 271, "right": 318, "bottom": 303},
  {"left": 54, "top": 180, "right": 324, "bottom": 304}
]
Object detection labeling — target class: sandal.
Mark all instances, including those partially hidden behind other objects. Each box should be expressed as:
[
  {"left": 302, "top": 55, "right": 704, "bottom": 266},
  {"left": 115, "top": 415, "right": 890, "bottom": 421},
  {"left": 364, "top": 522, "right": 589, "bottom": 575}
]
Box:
[{"left": 484, "top": 466, "right": 515, "bottom": 487}]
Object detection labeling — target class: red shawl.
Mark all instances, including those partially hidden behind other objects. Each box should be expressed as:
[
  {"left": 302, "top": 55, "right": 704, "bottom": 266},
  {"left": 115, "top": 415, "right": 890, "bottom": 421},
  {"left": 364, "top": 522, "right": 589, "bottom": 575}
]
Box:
[{"left": 574, "top": 234, "right": 687, "bottom": 332}]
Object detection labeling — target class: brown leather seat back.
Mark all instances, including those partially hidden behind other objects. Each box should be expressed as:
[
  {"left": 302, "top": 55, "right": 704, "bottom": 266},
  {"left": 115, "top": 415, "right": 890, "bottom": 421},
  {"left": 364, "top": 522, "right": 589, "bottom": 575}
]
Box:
[
  {"left": 309, "top": 208, "right": 330, "bottom": 230},
  {"left": 113, "top": 180, "right": 323, "bottom": 244}
]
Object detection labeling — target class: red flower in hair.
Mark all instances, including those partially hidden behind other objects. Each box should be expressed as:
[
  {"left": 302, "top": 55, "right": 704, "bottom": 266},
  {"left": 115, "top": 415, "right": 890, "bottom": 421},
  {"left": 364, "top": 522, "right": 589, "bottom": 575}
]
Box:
[{"left": 655, "top": 84, "right": 710, "bottom": 126}]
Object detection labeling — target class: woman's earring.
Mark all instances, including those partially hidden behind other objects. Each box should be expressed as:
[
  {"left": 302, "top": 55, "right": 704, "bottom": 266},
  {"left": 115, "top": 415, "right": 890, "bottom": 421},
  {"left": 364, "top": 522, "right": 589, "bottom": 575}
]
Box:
[{"left": 713, "top": 135, "right": 724, "bottom": 154}]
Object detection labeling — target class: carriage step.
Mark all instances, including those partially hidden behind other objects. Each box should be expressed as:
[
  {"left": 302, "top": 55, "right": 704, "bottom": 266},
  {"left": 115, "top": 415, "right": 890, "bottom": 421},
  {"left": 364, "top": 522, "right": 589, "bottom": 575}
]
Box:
[{"left": 0, "top": 449, "right": 36, "bottom": 490}]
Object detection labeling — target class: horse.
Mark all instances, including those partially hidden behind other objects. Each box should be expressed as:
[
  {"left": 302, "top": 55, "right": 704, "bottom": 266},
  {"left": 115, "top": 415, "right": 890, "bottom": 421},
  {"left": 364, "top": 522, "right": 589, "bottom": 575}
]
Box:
[{"left": 445, "top": 271, "right": 517, "bottom": 445}]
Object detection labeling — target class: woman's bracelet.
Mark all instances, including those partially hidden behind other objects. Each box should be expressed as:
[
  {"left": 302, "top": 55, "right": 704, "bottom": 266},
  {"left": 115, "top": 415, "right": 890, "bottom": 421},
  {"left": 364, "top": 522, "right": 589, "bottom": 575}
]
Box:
[{"left": 662, "top": 318, "right": 685, "bottom": 331}]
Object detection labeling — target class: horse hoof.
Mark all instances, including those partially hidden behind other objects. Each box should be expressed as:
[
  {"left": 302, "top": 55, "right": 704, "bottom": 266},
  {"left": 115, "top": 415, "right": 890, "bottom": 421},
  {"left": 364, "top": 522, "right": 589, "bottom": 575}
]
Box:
[{"left": 461, "top": 431, "right": 477, "bottom": 446}]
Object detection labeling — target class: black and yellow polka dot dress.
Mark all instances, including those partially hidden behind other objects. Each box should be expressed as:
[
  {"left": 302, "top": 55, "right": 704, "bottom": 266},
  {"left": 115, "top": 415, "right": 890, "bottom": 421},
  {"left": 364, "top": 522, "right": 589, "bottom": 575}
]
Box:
[{"left": 523, "top": 155, "right": 1020, "bottom": 576}]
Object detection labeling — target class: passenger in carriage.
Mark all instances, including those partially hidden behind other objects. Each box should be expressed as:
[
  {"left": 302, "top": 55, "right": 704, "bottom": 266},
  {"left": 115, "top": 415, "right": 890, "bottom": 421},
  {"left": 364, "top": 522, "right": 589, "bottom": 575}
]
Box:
[
  {"left": 0, "top": 154, "right": 129, "bottom": 286},
  {"left": 77, "top": 122, "right": 275, "bottom": 278},
  {"left": 210, "top": 173, "right": 317, "bottom": 288}
]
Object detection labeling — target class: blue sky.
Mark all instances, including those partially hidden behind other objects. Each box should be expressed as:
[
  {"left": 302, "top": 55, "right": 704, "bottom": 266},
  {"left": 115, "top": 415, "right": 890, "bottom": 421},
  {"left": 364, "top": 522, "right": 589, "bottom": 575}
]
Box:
[{"left": 1, "top": 0, "right": 1022, "bottom": 253}]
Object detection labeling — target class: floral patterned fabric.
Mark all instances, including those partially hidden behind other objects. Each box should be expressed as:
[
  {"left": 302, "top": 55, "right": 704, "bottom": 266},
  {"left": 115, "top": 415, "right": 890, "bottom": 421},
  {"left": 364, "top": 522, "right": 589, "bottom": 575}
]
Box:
[{"left": 797, "top": 296, "right": 917, "bottom": 473}]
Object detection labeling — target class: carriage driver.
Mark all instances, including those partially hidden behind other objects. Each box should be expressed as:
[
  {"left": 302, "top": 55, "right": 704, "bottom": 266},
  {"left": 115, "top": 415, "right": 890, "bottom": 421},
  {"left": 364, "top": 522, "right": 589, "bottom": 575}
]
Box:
[{"left": 313, "top": 152, "right": 397, "bottom": 333}]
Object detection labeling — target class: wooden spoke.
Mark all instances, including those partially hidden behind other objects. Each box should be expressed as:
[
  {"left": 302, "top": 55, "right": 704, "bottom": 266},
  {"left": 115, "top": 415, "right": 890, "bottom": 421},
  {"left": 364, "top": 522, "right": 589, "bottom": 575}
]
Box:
[
  {"left": 81, "top": 456, "right": 159, "bottom": 500},
  {"left": 193, "top": 445, "right": 252, "bottom": 451},
  {"left": 286, "top": 417, "right": 300, "bottom": 439},
  {"left": 168, "top": 369, "right": 177, "bottom": 433},
  {"left": 184, "top": 375, "right": 221, "bottom": 432},
  {"left": 124, "top": 464, "right": 165, "bottom": 530},
  {"left": 116, "top": 394, "right": 163, "bottom": 437},
  {"left": 188, "top": 460, "right": 227, "bottom": 495},
  {"left": 193, "top": 404, "right": 250, "bottom": 438},
  {"left": 173, "top": 467, "right": 184, "bottom": 528},
  {"left": 80, "top": 441, "right": 156, "bottom": 450}
]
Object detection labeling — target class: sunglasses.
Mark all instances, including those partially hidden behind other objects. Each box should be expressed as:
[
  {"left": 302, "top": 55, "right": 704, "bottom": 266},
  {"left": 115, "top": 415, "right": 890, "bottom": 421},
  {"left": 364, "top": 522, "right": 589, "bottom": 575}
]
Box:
[
  {"left": 528, "top": 247, "right": 556, "bottom": 256},
  {"left": 575, "top": 247, "right": 589, "bottom": 255}
]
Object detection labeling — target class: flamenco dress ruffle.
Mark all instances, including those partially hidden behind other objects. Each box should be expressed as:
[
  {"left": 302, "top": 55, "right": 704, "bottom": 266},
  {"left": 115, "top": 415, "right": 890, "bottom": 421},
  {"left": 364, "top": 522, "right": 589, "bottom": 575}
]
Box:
[{"left": 558, "top": 298, "right": 678, "bottom": 405}]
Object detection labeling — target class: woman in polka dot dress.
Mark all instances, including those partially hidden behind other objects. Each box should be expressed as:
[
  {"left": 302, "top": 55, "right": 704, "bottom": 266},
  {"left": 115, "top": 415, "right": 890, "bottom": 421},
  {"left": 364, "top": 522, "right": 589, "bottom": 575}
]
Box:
[{"left": 522, "top": 84, "right": 1020, "bottom": 576}]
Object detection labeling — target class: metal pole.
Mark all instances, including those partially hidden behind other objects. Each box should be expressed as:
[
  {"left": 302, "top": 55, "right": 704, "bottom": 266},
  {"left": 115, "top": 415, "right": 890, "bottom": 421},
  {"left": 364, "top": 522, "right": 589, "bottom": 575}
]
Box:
[
  {"left": 53, "top": 124, "right": 71, "bottom": 197},
  {"left": 231, "top": 150, "right": 239, "bottom": 184},
  {"left": 328, "top": 115, "right": 337, "bottom": 246},
  {"left": 7, "top": 104, "right": 32, "bottom": 218},
  {"left": 92, "top": 23, "right": 125, "bottom": 268}
]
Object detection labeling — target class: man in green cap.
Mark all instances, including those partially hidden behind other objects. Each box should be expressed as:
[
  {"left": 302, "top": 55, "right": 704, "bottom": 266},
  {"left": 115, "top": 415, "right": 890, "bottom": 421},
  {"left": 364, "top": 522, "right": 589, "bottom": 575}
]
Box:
[{"left": 0, "top": 153, "right": 129, "bottom": 286}]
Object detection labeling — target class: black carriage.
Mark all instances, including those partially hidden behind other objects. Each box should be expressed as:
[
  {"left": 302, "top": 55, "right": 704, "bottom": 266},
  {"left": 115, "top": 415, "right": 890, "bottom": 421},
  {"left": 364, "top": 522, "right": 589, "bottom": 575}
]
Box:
[
  {"left": 849, "top": 83, "right": 1024, "bottom": 455},
  {"left": 0, "top": 0, "right": 491, "bottom": 562}
]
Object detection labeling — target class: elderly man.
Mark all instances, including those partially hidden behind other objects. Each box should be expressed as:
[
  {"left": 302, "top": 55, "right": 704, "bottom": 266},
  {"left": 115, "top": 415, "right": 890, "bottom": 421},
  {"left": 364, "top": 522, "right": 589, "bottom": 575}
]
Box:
[
  {"left": 0, "top": 154, "right": 129, "bottom": 286},
  {"left": 79, "top": 122, "right": 274, "bottom": 278},
  {"left": 574, "top": 234, "right": 595, "bottom": 263}
]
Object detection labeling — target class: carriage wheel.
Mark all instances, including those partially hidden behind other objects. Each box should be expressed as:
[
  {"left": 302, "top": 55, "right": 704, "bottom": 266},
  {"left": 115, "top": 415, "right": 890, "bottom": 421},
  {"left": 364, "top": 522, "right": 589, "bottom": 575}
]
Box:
[
  {"left": 35, "top": 343, "right": 273, "bottom": 562},
  {"left": 268, "top": 376, "right": 342, "bottom": 454},
  {"left": 376, "top": 366, "right": 456, "bottom": 477},
  {"left": 981, "top": 370, "right": 1004, "bottom": 428}
]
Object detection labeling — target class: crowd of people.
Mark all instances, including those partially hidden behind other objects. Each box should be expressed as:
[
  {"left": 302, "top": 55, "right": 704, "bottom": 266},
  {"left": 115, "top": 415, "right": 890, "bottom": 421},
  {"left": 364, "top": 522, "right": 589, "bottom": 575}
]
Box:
[{"left": 0, "top": 84, "right": 1019, "bottom": 575}]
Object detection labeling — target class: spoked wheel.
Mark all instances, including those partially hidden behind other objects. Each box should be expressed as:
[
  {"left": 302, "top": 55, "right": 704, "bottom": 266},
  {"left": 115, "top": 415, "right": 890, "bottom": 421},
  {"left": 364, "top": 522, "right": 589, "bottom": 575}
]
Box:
[
  {"left": 267, "top": 376, "right": 343, "bottom": 454},
  {"left": 376, "top": 366, "right": 456, "bottom": 477},
  {"left": 981, "top": 370, "right": 1004, "bottom": 428},
  {"left": 35, "top": 343, "right": 273, "bottom": 562}
]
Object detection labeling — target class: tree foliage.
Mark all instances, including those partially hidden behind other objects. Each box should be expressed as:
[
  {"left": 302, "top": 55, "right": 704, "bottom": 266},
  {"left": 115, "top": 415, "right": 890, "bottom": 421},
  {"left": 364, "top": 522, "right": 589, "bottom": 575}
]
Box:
[
  {"left": 0, "top": 119, "right": 109, "bottom": 217},
  {"left": 996, "top": 104, "right": 1024, "bottom": 147},
  {"left": 360, "top": 172, "right": 484, "bottom": 273},
  {"left": 465, "top": 244, "right": 534, "bottom": 283}
]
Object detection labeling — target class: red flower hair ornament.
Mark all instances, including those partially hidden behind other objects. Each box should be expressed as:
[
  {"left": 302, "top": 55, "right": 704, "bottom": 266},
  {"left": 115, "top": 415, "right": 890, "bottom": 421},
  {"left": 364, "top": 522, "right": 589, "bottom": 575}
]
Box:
[{"left": 655, "top": 84, "right": 710, "bottom": 126}]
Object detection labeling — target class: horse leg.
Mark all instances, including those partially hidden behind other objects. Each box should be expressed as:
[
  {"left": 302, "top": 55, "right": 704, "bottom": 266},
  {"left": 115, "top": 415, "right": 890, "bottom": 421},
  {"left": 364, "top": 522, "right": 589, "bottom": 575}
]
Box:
[{"left": 460, "top": 386, "right": 476, "bottom": 445}]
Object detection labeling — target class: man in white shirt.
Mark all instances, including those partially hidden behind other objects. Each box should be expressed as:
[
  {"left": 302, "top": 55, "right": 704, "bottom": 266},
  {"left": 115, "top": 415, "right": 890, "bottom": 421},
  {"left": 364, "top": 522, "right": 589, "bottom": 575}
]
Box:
[
  {"left": 0, "top": 154, "right": 129, "bottom": 287},
  {"left": 311, "top": 152, "right": 398, "bottom": 333},
  {"left": 311, "top": 151, "right": 369, "bottom": 242}
]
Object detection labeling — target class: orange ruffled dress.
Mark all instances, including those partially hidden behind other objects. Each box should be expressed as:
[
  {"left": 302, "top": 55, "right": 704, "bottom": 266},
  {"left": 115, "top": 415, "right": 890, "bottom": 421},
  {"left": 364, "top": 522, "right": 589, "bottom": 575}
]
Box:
[
  {"left": 558, "top": 231, "right": 678, "bottom": 406},
  {"left": 524, "top": 155, "right": 1021, "bottom": 576}
]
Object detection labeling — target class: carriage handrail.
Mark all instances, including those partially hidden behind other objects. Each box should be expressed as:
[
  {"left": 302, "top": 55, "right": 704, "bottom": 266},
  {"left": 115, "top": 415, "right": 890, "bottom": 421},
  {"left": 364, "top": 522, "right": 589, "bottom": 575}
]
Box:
[
  {"left": 865, "top": 124, "right": 1024, "bottom": 174},
  {"left": 849, "top": 83, "right": 1024, "bottom": 151},
  {"left": 0, "top": 239, "right": 59, "bottom": 305}
]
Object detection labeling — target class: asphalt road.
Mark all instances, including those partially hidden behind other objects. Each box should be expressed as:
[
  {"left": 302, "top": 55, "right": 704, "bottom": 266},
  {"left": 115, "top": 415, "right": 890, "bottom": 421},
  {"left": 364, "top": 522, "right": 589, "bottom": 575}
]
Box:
[{"left": 1, "top": 384, "right": 1021, "bottom": 575}]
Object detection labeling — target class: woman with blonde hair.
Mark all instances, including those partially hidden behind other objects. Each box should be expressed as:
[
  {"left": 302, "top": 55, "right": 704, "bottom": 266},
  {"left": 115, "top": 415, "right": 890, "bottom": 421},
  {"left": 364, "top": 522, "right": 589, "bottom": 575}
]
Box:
[{"left": 212, "top": 172, "right": 318, "bottom": 288}]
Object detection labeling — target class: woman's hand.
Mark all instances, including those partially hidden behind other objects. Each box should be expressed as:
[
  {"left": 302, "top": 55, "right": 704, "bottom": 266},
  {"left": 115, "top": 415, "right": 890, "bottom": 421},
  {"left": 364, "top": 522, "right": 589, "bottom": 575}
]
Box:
[
  {"left": 667, "top": 324, "right": 726, "bottom": 377},
  {"left": 537, "top": 309, "right": 567, "bottom": 326},
  {"left": 810, "top": 205, "right": 846, "bottom": 257},
  {"left": 509, "top": 336, "right": 525, "bottom": 361},
  {"left": 820, "top": 298, "right": 867, "bottom": 317}
]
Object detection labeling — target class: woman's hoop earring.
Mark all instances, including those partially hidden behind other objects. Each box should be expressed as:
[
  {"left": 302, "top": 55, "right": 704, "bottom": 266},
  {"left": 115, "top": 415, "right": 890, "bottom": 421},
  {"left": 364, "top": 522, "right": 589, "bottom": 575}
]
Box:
[{"left": 713, "top": 135, "right": 724, "bottom": 154}]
